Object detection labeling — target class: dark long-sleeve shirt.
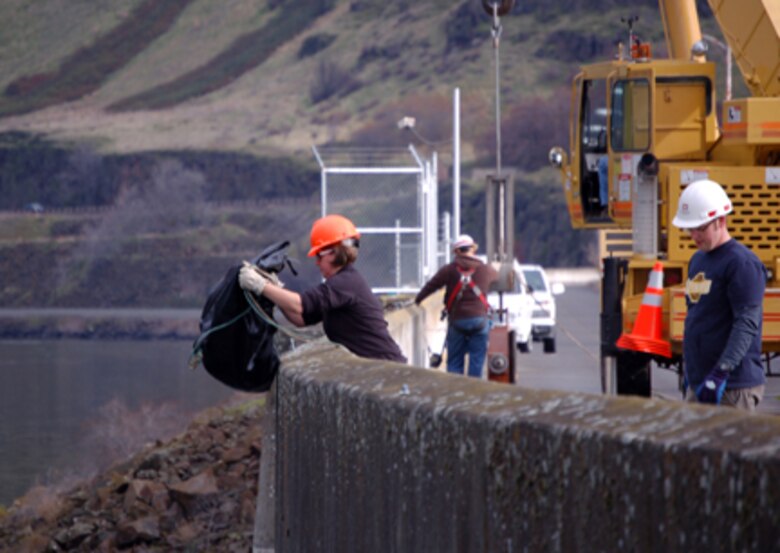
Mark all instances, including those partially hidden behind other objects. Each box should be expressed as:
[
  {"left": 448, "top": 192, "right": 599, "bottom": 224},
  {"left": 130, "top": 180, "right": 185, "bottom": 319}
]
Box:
[
  {"left": 415, "top": 256, "right": 497, "bottom": 321},
  {"left": 683, "top": 239, "right": 767, "bottom": 389},
  {"left": 301, "top": 264, "right": 406, "bottom": 363}
]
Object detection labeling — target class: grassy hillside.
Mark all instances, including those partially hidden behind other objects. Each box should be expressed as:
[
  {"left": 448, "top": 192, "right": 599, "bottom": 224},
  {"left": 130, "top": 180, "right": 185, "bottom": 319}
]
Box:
[
  {"left": 0, "top": 0, "right": 690, "bottom": 156},
  {"left": 0, "top": 0, "right": 732, "bottom": 295}
]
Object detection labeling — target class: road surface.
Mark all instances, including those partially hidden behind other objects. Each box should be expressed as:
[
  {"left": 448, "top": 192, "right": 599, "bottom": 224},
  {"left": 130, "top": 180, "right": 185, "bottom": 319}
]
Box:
[{"left": 514, "top": 283, "right": 780, "bottom": 415}]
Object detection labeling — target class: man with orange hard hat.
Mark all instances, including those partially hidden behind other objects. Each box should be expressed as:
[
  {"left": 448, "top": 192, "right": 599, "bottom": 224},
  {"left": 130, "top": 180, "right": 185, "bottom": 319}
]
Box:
[
  {"left": 238, "top": 214, "right": 406, "bottom": 363},
  {"left": 672, "top": 179, "right": 766, "bottom": 410}
]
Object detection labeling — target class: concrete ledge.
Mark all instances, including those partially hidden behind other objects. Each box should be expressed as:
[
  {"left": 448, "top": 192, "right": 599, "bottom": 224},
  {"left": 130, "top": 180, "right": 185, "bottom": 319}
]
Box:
[
  {"left": 384, "top": 291, "right": 446, "bottom": 368},
  {"left": 546, "top": 267, "right": 601, "bottom": 286},
  {"left": 275, "top": 343, "right": 780, "bottom": 553}
]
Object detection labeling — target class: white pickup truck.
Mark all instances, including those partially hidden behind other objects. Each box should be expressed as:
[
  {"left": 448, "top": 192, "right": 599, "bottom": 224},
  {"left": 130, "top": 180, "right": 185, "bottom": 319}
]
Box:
[{"left": 515, "top": 263, "right": 565, "bottom": 353}]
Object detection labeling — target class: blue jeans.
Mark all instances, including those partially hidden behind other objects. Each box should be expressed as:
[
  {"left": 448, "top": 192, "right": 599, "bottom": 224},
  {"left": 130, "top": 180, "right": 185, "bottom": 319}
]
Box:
[
  {"left": 597, "top": 155, "right": 609, "bottom": 207},
  {"left": 446, "top": 317, "right": 490, "bottom": 378}
]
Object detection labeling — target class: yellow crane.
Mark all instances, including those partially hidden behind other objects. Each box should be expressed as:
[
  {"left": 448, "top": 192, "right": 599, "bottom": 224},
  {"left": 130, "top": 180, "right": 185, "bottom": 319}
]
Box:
[{"left": 549, "top": 0, "right": 780, "bottom": 395}]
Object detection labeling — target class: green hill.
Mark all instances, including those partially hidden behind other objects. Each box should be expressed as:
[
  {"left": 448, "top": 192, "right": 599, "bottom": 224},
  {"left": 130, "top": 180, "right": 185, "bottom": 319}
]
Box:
[
  {"left": 0, "top": 1, "right": 729, "bottom": 306},
  {"left": 0, "top": 0, "right": 696, "bottom": 155}
]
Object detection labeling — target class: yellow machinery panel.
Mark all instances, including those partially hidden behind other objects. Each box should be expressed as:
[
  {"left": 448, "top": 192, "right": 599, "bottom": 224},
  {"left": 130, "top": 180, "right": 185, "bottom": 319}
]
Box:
[
  {"left": 670, "top": 287, "right": 780, "bottom": 352},
  {"left": 665, "top": 165, "right": 780, "bottom": 267},
  {"left": 722, "top": 98, "right": 780, "bottom": 145},
  {"left": 598, "top": 229, "right": 633, "bottom": 259},
  {"left": 669, "top": 287, "right": 686, "bottom": 345},
  {"left": 654, "top": 79, "right": 709, "bottom": 160}
]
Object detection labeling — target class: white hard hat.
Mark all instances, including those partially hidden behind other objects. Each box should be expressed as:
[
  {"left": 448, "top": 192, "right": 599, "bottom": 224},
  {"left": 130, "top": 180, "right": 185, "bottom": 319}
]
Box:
[
  {"left": 672, "top": 179, "right": 733, "bottom": 229},
  {"left": 453, "top": 234, "right": 475, "bottom": 250}
]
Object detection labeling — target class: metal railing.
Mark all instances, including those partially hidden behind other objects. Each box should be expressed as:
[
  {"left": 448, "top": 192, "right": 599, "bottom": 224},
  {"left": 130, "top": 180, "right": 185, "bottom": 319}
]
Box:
[{"left": 312, "top": 145, "right": 439, "bottom": 293}]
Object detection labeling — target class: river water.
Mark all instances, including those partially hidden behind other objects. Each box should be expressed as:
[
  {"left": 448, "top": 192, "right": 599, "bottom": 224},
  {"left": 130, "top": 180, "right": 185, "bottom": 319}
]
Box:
[{"left": 0, "top": 339, "right": 233, "bottom": 506}]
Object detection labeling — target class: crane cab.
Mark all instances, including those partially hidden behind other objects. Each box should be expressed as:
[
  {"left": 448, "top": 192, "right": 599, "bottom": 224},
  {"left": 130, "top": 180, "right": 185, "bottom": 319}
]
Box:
[{"left": 551, "top": 57, "right": 719, "bottom": 230}]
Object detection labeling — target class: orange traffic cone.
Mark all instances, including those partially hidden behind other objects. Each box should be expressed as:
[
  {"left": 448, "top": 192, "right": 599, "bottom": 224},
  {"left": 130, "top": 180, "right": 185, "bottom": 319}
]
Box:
[{"left": 616, "top": 261, "right": 672, "bottom": 358}]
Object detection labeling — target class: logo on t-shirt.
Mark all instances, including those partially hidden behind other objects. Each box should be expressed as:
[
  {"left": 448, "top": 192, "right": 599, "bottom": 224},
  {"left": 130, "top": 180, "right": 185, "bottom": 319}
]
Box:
[{"left": 686, "top": 272, "right": 711, "bottom": 303}]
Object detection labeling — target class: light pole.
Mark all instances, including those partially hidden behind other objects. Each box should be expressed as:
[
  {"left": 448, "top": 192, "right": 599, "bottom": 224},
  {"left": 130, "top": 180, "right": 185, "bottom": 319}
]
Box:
[
  {"left": 481, "top": 0, "right": 515, "bottom": 266},
  {"left": 704, "top": 34, "right": 732, "bottom": 101},
  {"left": 695, "top": 34, "right": 733, "bottom": 101},
  {"left": 398, "top": 87, "right": 462, "bottom": 258}
]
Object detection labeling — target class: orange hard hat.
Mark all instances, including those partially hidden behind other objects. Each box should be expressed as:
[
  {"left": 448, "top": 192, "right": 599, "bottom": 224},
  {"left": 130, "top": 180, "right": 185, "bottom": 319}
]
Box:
[{"left": 308, "top": 214, "right": 360, "bottom": 257}]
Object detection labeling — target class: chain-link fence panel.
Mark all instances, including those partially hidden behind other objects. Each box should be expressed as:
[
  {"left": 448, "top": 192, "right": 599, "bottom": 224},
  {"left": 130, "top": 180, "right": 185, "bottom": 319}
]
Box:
[{"left": 313, "top": 146, "right": 435, "bottom": 293}]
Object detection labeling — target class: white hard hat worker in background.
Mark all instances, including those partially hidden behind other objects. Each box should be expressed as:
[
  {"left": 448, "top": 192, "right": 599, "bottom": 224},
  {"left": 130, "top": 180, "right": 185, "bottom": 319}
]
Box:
[
  {"left": 452, "top": 234, "right": 476, "bottom": 251},
  {"left": 414, "top": 233, "right": 497, "bottom": 377},
  {"left": 672, "top": 178, "right": 733, "bottom": 251},
  {"left": 672, "top": 179, "right": 767, "bottom": 410}
]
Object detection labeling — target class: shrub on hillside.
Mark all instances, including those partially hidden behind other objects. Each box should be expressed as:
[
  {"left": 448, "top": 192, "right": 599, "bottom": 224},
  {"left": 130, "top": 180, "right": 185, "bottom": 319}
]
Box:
[
  {"left": 50, "top": 219, "right": 92, "bottom": 238},
  {"left": 298, "top": 33, "right": 337, "bottom": 59},
  {"left": 535, "top": 30, "right": 611, "bottom": 63},
  {"left": 109, "top": 159, "right": 212, "bottom": 236},
  {"left": 445, "top": 1, "right": 488, "bottom": 52},
  {"left": 269, "top": 0, "right": 335, "bottom": 10},
  {"left": 356, "top": 44, "right": 403, "bottom": 68},
  {"left": 309, "top": 61, "right": 362, "bottom": 104}
]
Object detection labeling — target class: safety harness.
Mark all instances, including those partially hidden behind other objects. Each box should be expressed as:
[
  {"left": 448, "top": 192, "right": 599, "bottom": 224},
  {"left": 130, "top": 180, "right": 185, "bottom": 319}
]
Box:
[{"left": 445, "top": 266, "right": 491, "bottom": 316}]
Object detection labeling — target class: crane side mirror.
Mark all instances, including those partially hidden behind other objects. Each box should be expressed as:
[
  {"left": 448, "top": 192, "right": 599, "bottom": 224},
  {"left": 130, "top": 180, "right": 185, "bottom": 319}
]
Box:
[{"left": 548, "top": 146, "right": 567, "bottom": 169}]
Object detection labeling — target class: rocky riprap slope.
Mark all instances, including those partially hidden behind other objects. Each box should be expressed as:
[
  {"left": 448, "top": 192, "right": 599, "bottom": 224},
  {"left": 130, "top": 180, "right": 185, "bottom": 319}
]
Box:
[{"left": 0, "top": 398, "right": 266, "bottom": 552}]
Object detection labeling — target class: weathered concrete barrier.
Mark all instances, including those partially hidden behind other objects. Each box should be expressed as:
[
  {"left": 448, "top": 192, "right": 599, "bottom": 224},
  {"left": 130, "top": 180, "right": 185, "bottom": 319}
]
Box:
[
  {"left": 274, "top": 343, "right": 780, "bottom": 553},
  {"left": 384, "top": 291, "right": 446, "bottom": 368}
]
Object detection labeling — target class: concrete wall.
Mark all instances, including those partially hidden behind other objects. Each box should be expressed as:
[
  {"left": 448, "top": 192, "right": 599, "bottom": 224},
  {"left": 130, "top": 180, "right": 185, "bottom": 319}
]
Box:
[
  {"left": 274, "top": 343, "right": 780, "bottom": 553},
  {"left": 385, "top": 291, "right": 446, "bottom": 369}
]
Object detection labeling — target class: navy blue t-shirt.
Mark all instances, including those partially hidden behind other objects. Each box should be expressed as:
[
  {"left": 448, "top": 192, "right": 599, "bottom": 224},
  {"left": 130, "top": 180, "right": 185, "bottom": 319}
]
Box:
[
  {"left": 300, "top": 264, "right": 406, "bottom": 363},
  {"left": 683, "top": 239, "right": 766, "bottom": 389}
]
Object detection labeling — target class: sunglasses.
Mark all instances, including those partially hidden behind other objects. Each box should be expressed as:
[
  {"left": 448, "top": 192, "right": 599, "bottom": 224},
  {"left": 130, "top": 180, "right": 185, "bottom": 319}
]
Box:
[
  {"left": 688, "top": 219, "right": 716, "bottom": 234},
  {"left": 457, "top": 246, "right": 472, "bottom": 253}
]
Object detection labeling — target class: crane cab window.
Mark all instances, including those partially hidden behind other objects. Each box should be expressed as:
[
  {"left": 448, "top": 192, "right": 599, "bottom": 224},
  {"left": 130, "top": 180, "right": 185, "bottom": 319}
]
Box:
[
  {"left": 579, "top": 79, "right": 609, "bottom": 220},
  {"left": 581, "top": 79, "right": 607, "bottom": 154},
  {"left": 611, "top": 79, "right": 650, "bottom": 151}
]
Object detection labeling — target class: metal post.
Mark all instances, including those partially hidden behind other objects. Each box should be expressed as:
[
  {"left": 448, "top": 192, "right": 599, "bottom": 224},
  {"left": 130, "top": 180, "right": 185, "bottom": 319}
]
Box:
[
  {"left": 726, "top": 44, "right": 732, "bottom": 101},
  {"left": 453, "top": 87, "right": 461, "bottom": 238},
  {"left": 395, "top": 218, "right": 402, "bottom": 289},
  {"left": 312, "top": 145, "right": 327, "bottom": 216},
  {"left": 252, "top": 381, "right": 277, "bottom": 552},
  {"left": 703, "top": 33, "right": 733, "bottom": 101},
  {"left": 491, "top": 4, "right": 502, "bottom": 177},
  {"left": 442, "top": 211, "right": 452, "bottom": 264},
  {"left": 428, "top": 153, "right": 439, "bottom": 278}
]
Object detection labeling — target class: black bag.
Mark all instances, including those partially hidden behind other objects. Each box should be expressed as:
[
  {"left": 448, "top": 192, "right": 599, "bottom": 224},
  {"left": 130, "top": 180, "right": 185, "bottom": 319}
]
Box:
[{"left": 192, "top": 241, "right": 294, "bottom": 392}]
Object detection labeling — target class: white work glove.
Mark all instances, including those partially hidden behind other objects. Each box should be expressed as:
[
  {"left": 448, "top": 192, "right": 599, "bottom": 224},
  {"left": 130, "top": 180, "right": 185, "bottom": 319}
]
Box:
[{"left": 238, "top": 261, "right": 282, "bottom": 296}]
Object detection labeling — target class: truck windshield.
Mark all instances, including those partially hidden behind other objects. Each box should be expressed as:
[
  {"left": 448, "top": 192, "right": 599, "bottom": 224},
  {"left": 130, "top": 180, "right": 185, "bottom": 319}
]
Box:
[{"left": 522, "top": 269, "right": 547, "bottom": 292}]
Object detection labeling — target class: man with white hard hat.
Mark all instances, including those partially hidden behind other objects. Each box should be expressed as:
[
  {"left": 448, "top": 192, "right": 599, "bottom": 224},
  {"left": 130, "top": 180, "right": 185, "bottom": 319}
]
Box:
[
  {"left": 672, "top": 179, "right": 767, "bottom": 410},
  {"left": 415, "top": 234, "right": 498, "bottom": 377}
]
